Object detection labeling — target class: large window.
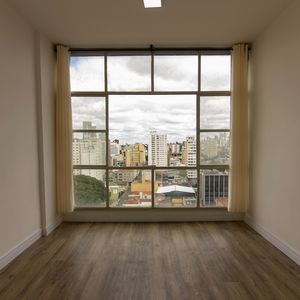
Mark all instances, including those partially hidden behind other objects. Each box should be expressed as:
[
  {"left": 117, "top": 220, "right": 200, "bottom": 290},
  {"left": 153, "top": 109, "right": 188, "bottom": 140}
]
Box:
[{"left": 70, "top": 51, "right": 231, "bottom": 208}]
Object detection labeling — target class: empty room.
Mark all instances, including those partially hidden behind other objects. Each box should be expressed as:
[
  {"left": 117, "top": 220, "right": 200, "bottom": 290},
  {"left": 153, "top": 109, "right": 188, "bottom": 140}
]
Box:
[{"left": 0, "top": 0, "right": 300, "bottom": 299}]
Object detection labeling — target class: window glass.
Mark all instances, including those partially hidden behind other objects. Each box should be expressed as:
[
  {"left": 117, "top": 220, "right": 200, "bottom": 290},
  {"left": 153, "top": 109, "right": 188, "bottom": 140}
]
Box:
[
  {"left": 73, "top": 132, "right": 106, "bottom": 166},
  {"left": 201, "top": 55, "right": 231, "bottom": 91},
  {"left": 109, "top": 170, "right": 152, "bottom": 207},
  {"left": 72, "top": 97, "right": 106, "bottom": 130},
  {"left": 200, "top": 96, "right": 230, "bottom": 129},
  {"left": 109, "top": 95, "right": 196, "bottom": 167},
  {"left": 199, "top": 169, "right": 228, "bottom": 207},
  {"left": 70, "top": 56, "right": 105, "bottom": 91},
  {"left": 154, "top": 55, "right": 198, "bottom": 91},
  {"left": 73, "top": 169, "right": 106, "bottom": 207},
  {"left": 155, "top": 169, "right": 197, "bottom": 207},
  {"left": 108, "top": 56, "right": 151, "bottom": 91},
  {"left": 200, "top": 132, "right": 230, "bottom": 165}
]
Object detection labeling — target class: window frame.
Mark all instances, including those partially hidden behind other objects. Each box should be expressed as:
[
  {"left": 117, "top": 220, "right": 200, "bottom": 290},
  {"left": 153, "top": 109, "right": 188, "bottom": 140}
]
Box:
[{"left": 71, "top": 50, "right": 231, "bottom": 209}]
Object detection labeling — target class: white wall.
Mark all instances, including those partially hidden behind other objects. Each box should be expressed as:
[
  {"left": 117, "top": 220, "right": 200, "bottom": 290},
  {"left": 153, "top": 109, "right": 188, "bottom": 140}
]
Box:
[
  {"left": 0, "top": 0, "right": 58, "bottom": 261},
  {"left": 0, "top": 0, "right": 41, "bottom": 257},
  {"left": 249, "top": 0, "right": 300, "bottom": 255}
]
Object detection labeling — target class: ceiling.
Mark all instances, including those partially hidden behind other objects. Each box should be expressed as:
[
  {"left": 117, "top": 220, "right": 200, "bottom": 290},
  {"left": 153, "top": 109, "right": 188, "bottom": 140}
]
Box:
[{"left": 9, "top": 0, "right": 293, "bottom": 47}]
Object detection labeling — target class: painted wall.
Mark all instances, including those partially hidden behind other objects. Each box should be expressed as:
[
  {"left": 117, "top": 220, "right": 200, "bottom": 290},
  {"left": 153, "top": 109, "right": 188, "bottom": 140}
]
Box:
[
  {"left": 0, "top": 0, "right": 41, "bottom": 256},
  {"left": 249, "top": 0, "right": 300, "bottom": 254}
]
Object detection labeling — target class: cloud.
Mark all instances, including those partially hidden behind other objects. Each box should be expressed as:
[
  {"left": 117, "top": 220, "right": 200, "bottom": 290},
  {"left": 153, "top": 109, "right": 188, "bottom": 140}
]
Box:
[
  {"left": 200, "top": 96, "right": 230, "bottom": 129},
  {"left": 108, "top": 56, "right": 151, "bottom": 91},
  {"left": 70, "top": 56, "right": 231, "bottom": 145},
  {"left": 72, "top": 97, "right": 106, "bottom": 129},
  {"left": 154, "top": 56, "right": 198, "bottom": 91},
  {"left": 109, "top": 95, "right": 196, "bottom": 144},
  {"left": 201, "top": 56, "right": 231, "bottom": 91},
  {"left": 70, "top": 57, "right": 105, "bottom": 91}
]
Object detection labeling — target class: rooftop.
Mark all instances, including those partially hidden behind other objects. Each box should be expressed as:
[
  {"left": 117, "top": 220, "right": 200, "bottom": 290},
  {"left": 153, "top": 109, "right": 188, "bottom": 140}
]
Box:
[{"left": 156, "top": 185, "right": 195, "bottom": 194}]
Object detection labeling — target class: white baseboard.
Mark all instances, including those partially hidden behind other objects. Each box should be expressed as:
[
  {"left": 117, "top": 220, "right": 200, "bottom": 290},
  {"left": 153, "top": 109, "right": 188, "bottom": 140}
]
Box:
[
  {"left": 244, "top": 216, "right": 300, "bottom": 266},
  {"left": 43, "top": 215, "right": 63, "bottom": 236},
  {"left": 0, "top": 229, "right": 42, "bottom": 271}
]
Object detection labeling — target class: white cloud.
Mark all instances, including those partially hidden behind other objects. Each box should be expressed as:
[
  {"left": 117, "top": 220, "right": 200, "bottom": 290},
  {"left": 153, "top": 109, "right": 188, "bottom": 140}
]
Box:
[
  {"left": 70, "top": 57, "right": 105, "bottom": 91},
  {"left": 70, "top": 55, "right": 231, "bottom": 145},
  {"left": 109, "top": 95, "right": 196, "bottom": 144}
]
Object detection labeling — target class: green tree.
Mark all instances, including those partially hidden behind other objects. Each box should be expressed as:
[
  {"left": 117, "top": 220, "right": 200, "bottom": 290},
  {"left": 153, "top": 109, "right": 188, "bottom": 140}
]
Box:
[{"left": 74, "top": 175, "right": 106, "bottom": 205}]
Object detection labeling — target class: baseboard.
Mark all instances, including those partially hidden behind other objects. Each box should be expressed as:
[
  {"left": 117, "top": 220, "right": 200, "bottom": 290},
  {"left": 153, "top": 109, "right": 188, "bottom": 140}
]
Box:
[
  {"left": 44, "top": 215, "right": 63, "bottom": 236},
  {"left": 244, "top": 216, "right": 300, "bottom": 266},
  {"left": 63, "top": 209, "right": 245, "bottom": 222},
  {"left": 0, "top": 229, "right": 42, "bottom": 271}
]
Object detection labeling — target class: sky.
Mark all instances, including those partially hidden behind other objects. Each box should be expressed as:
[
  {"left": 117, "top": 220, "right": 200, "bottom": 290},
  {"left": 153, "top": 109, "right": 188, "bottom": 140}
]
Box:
[{"left": 70, "top": 55, "right": 230, "bottom": 144}]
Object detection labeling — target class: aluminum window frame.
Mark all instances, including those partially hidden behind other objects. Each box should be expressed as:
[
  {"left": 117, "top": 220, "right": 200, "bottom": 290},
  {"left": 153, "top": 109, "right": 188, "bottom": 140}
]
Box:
[{"left": 71, "top": 50, "right": 231, "bottom": 209}]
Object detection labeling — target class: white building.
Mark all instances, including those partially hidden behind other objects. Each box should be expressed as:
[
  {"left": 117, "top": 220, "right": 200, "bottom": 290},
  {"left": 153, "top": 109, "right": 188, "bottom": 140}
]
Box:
[
  {"left": 110, "top": 141, "right": 121, "bottom": 156},
  {"left": 186, "top": 136, "right": 197, "bottom": 179},
  {"left": 73, "top": 122, "right": 106, "bottom": 181},
  {"left": 148, "top": 130, "right": 168, "bottom": 167}
]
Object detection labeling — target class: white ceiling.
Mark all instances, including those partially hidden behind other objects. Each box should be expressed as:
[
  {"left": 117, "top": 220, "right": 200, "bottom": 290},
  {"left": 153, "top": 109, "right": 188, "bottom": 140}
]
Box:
[{"left": 9, "top": 0, "right": 293, "bottom": 47}]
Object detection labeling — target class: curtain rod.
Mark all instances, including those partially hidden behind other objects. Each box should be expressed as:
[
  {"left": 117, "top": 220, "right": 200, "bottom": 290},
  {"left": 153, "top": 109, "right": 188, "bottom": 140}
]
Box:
[{"left": 69, "top": 45, "right": 234, "bottom": 52}]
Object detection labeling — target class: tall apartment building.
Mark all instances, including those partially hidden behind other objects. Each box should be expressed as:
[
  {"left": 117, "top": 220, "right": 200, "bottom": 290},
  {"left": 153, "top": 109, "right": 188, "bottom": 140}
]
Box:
[
  {"left": 201, "top": 136, "right": 218, "bottom": 158},
  {"left": 169, "top": 142, "right": 182, "bottom": 154},
  {"left": 73, "top": 122, "right": 106, "bottom": 181},
  {"left": 186, "top": 136, "right": 197, "bottom": 178},
  {"left": 148, "top": 131, "right": 168, "bottom": 166}
]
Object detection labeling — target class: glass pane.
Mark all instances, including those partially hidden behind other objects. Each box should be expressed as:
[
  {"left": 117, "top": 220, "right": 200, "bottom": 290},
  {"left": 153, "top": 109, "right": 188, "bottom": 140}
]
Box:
[
  {"left": 109, "top": 95, "right": 196, "bottom": 167},
  {"left": 200, "top": 132, "right": 230, "bottom": 165},
  {"left": 73, "top": 169, "right": 106, "bottom": 207},
  {"left": 154, "top": 55, "right": 198, "bottom": 91},
  {"left": 109, "top": 170, "right": 152, "bottom": 207},
  {"left": 72, "top": 97, "right": 106, "bottom": 130},
  {"left": 200, "top": 96, "right": 230, "bottom": 129},
  {"left": 108, "top": 56, "right": 151, "bottom": 91},
  {"left": 199, "top": 169, "right": 228, "bottom": 207},
  {"left": 73, "top": 132, "right": 106, "bottom": 166},
  {"left": 70, "top": 56, "right": 104, "bottom": 91},
  {"left": 201, "top": 55, "right": 231, "bottom": 91},
  {"left": 155, "top": 169, "right": 197, "bottom": 207}
]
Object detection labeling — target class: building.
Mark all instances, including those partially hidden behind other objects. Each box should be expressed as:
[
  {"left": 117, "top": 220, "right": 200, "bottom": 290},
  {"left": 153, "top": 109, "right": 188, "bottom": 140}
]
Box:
[
  {"left": 148, "top": 131, "right": 168, "bottom": 166},
  {"left": 124, "top": 143, "right": 146, "bottom": 167},
  {"left": 110, "top": 141, "right": 121, "bottom": 156},
  {"left": 72, "top": 122, "right": 106, "bottom": 181},
  {"left": 201, "top": 135, "right": 218, "bottom": 158},
  {"left": 186, "top": 136, "right": 197, "bottom": 179},
  {"left": 109, "top": 170, "right": 138, "bottom": 185},
  {"left": 156, "top": 185, "right": 196, "bottom": 207},
  {"left": 2, "top": 0, "right": 300, "bottom": 298},
  {"left": 131, "top": 173, "right": 158, "bottom": 193},
  {"left": 200, "top": 170, "right": 229, "bottom": 207}
]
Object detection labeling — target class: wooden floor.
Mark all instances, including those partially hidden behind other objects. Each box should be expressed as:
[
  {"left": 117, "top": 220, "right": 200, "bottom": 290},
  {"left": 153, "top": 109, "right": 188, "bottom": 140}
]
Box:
[{"left": 0, "top": 222, "right": 300, "bottom": 300}]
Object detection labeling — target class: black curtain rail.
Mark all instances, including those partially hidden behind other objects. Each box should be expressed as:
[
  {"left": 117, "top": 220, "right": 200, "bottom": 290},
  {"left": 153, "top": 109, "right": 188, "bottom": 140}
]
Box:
[{"left": 69, "top": 46, "right": 234, "bottom": 52}]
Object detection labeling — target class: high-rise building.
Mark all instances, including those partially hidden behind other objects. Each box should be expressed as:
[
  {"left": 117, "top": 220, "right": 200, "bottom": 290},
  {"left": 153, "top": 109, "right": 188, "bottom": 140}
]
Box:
[
  {"left": 169, "top": 142, "right": 182, "bottom": 154},
  {"left": 73, "top": 122, "right": 106, "bottom": 181},
  {"left": 201, "top": 136, "right": 218, "bottom": 158},
  {"left": 186, "top": 136, "right": 197, "bottom": 178},
  {"left": 148, "top": 131, "right": 168, "bottom": 166},
  {"left": 181, "top": 141, "right": 187, "bottom": 165}
]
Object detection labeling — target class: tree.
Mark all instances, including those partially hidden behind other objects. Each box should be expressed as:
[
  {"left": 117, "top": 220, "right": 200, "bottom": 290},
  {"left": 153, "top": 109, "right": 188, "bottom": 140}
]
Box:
[{"left": 74, "top": 175, "right": 106, "bottom": 205}]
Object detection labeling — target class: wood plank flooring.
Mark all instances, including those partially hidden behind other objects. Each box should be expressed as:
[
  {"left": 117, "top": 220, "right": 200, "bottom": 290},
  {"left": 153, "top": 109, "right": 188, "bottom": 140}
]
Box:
[{"left": 0, "top": 222, "right": 299, "bottom": 300}]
